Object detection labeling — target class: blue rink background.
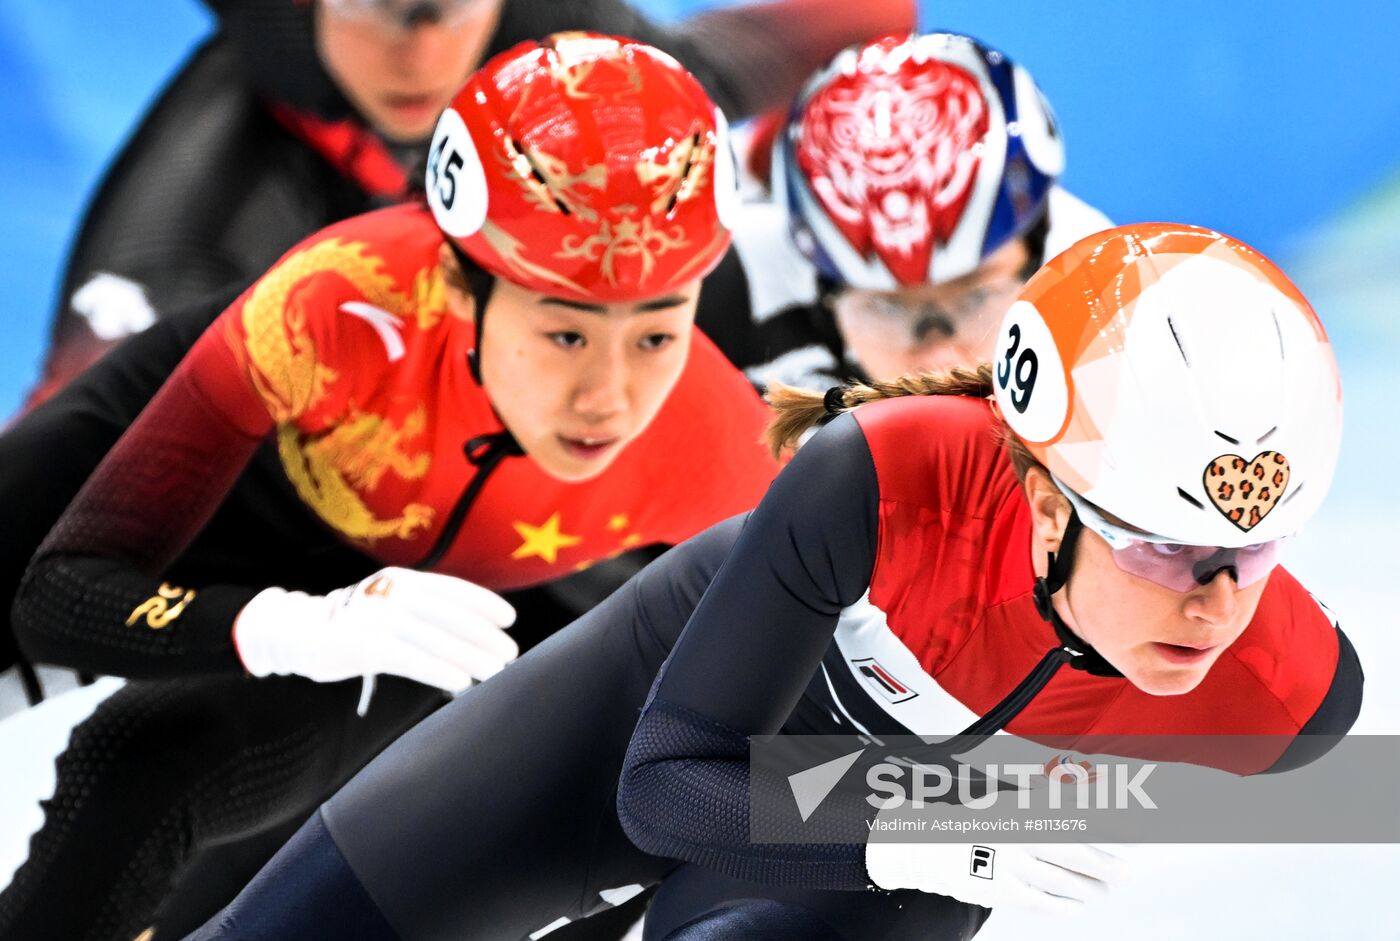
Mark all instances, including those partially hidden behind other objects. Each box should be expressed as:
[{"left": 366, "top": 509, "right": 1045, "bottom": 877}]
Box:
[{"left": 1, "top": 2, "right": 1398, "bottom": 937}]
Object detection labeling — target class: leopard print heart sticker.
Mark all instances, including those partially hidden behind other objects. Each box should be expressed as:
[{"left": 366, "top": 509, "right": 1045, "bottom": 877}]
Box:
[{"left": 1203, "top": 451, "right": 1290, "bottom": 532}]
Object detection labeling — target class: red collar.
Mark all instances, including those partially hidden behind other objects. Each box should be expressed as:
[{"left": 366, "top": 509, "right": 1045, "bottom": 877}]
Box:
[{"left": 267, "top": 101, "right": 411, "bottom": 199}]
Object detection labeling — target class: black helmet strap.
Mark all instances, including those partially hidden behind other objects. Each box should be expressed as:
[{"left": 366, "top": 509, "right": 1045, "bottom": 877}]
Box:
[
  {"left": 1032, "top": 509, "right": 1123, "bottom": 677},
  {"left": 448, "top": 241, "right": 497, "bottom": 385}
]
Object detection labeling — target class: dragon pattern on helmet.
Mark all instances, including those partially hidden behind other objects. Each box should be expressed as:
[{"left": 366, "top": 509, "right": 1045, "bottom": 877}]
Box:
[{"left": 427, "top": 32, "right": 739, "bottom": 302}]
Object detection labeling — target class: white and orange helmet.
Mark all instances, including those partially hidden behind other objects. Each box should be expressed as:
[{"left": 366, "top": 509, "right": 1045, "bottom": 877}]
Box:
[{"left": 993, "top": 223, "right": 1342, "bottom": 548}]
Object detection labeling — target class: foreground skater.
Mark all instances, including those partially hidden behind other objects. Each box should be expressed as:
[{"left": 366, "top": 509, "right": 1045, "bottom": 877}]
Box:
[{"left": 188, "top": 223, "right": 1360, "bottom": 940}]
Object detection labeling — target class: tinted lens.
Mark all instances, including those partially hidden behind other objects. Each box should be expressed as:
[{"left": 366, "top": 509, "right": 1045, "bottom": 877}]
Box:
[
  {"left": 326, "top": 0, "right": 492, "bottom": 27},
  {"left": 831, "top": 280, "right": 1021, "bottom": 374},
  {"left": 1108, "top": 539, "right": 1284, "bottom": 593}
]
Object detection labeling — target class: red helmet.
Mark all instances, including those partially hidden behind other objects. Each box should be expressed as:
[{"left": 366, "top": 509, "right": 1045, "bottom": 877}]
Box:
[{"left": 426, "top": 32, "right": 740, "bottom": 302}]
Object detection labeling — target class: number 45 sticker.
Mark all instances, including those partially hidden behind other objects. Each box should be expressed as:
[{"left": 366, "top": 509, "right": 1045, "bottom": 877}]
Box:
[
  {"left": 992, "top": 301, "right": 1070, "bottom": 445},
  {"left": 426, "top": 107, "right": 488, "bottom": 238}
]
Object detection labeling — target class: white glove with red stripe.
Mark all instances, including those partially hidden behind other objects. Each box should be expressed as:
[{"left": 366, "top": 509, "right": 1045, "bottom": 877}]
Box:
[
  {"left": 234, "top": 567, "right": 518, "bottom": 693},
  {"left": 865, "top": 840, "right": 1134, "bottom": 915}
]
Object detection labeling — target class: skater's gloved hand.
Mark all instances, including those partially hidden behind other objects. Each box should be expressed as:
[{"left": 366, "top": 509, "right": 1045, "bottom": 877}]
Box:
[
  {"left": 865, "top": 840, "right": 1133, "bottom": 915},
  {"left": 233, "top": 567, "right": 518, "bottom": 692}
]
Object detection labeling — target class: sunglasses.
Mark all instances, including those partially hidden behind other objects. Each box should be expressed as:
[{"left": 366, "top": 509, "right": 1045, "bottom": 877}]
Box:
[
  {"left": 1052, "top": 476, "right": 1287, "bottom": 593},
  {"left": 832, "top": 279, "right": 1022, "bottom": 349}
]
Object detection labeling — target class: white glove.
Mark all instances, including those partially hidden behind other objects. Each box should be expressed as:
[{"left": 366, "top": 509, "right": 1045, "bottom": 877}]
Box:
[
  {"left": 233, "top": 567, "right": 518, "bottom": 693},
  {"left": 865, "top": 840, "right": 1133, "bottom": 915}
]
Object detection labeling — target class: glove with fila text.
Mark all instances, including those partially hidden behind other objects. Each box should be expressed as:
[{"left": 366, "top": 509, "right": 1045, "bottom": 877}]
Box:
[{"left": 865, "top": 839, "right": 1134, "bottom": 915}]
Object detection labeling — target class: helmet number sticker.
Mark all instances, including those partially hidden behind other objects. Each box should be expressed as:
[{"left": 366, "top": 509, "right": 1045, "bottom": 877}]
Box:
[
  {"left": 992, "top": 301, "right": 1070, "bottom": 444},
  {"left": 996, "top": 323, "right": 1038, "bottom": 413},
  {"left": 429, "top": 137, "right": 464, "bottom": 210},
  {"left": 426, "top": 107, "right": 488, "bottom": 238}
]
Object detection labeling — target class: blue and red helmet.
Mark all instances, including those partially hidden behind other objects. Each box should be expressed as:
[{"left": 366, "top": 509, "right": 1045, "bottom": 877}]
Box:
[{"left": 777, "top": 32, "right": 1064, "bottom": 289}]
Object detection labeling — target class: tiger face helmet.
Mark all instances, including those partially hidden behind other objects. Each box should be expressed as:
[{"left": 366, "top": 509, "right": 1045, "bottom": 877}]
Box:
[
  {"left": 992, "top": 223, "right": 1342, "bottom": 549},
  {"left": 425, "top": 31, "right": 741, "bottom": 303},
  {"left": 778, "top": 32, "right": 1065, "bottom": 290}
]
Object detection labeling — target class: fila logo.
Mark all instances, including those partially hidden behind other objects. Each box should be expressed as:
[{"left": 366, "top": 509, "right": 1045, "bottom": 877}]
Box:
[
  {"left": 969, "top": 845, "right": 995, "bottom": 879},
  {"left": 852, "top": 657, "right": 918, "bottom": 704}
]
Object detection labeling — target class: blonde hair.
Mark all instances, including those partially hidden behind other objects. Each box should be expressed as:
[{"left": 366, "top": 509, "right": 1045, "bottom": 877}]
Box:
[{"left": 763, "top": 362, "right": 1040, "bottom": 479}]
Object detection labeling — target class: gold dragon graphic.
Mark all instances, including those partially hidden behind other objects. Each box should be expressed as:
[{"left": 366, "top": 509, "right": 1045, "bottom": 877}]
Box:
[{"left": 239, "top": 238, "right": 436, "bottom": 544}]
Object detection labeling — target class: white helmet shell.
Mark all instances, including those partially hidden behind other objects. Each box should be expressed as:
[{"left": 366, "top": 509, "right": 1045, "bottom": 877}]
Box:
[{"left": 992, "top": 223, "right": 1342, "bottom": 548}]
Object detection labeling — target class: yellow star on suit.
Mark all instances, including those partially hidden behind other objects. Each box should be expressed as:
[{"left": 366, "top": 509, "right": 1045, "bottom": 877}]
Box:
[{"left": 511, "top": 512, "right": 583, "bottom": 564}]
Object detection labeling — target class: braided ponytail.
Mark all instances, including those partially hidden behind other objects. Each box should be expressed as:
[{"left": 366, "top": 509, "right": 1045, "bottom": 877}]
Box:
[
  {"left": 764, "top": 364, "right": 992, "bottom": 456},
  {"left": 764, "top": 363, "right": 1040, "bottom": 478}
]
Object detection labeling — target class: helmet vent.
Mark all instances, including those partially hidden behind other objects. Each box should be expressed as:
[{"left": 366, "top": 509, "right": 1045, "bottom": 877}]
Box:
[
  {"left": 663, "top": 133, "right": 703, "bottom": 217},
  {"left": 1177, "top": 487, "right": 1206, "bottom": 511},
  {"left": 1271, "top": 309, "right": 1286, "bottom": 359},
  {"left": 1166, "top": 315, "right": 1190, "bottom": 366},
  {"left": 1213, "top": 430, "right": 1241, "bottom": 445},
  {"left": 1279, "top": 480, "right": 1305, "bottom": 507},
  {"left": 1256, "top": 425, "right": 1278, "bottom": 445},
  {"left": 508, "top": 137, "right": 574, "bottom": 216}
]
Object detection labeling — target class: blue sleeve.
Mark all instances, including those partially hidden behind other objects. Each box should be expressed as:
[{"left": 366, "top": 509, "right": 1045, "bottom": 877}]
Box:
[
  {"left": 183, "top": 810, "right": 399, "bottom": 941},
  {"left": 617, "top": 412, "right": 881, "bottom": 889}
]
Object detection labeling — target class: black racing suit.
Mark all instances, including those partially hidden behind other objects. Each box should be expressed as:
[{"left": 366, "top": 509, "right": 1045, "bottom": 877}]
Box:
[
  {"left": 183, "top": 414, "right": 1363, "bottom": 941},
  {"left": 0, "top": 291, "right": 648, "bottom": 941},
  {"left": 184, "top": 515, "right": 990, "bottom": 941}
]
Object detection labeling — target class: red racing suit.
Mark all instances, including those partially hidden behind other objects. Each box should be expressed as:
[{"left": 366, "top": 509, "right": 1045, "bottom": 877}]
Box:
[
  {"left": 618, "top": 394, "right": 1362, "bottom": 889},
  {"left": 13, "top": 204, "right": 780, "bottom": 676}
]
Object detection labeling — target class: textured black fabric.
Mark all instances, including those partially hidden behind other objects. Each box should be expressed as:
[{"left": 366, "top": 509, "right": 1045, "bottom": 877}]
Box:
[
  {"left": 151, "top": 815, "right": 306, "bottom": 940},
  {"left": 186, "top": 810, "right": 400, "bottom": 941},
  {"left": 13, "top": 359, "right": 270, "bottom": 677},
  {"left": 39, "top": 36, "right": 369, "bottom": 399},
  {"left": 0, "top": 674, "right": 443, "bottom": 941},
  {"left": 14, "top": 555, "right": 257, "bottom": 677},
  {"left": 3, "top": 285, "right": 387, "bottom": 689},
  {"left": 316, "top": 520, "right": 747, "bottom": 941},
  {"left": 621, "top": 697, "right": 868, "bottom": 890},
  {"left": 647, "top": 414, "right": 878, "bottom": 726},
  {"left": 656, "top": 899, "right": 844, "bottom": 941},
  {"left": 4, "top": 284, "right": 407, "bottom": 681},
  {"left": 2, "top": 559, "right": 623, "bottom": 941},
  {"left": 617, "top": 415, "right": 878, "bottom": 889},
  {"left": 177, "top": 520, "right": 743, "bottom": 939},
  {"left": 0, "top": 286, "right": 240, "bottom": 676},
  {"left": 646, "top": 865, "right": 989, "bottom": 941}
]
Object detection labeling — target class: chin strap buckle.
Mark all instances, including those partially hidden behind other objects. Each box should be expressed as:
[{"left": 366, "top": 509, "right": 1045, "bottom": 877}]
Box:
[{"left": 1032, "top": 567, "right": 1058, "bottom": 624}]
